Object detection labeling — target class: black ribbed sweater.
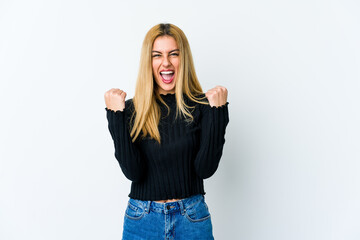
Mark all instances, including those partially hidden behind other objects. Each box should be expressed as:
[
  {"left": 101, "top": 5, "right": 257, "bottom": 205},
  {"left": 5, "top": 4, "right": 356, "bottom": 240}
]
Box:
[{"left": 105, "top": 93, "right": 229, "bottom": 201}]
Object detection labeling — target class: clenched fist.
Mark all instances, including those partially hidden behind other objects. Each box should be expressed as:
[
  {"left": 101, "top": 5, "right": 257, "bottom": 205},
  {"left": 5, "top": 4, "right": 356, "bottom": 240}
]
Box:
[
  {"left": 205, "top": 86, "right": 228, "bottom": 107},
  {"left": 104, "top": 88, "right": 127, "bottom": 112}
]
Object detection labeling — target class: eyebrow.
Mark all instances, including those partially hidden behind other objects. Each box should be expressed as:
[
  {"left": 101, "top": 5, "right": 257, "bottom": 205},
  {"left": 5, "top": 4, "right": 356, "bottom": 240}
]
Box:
[{"left": 152, "top": 49, "right": 180, "bottom": 54}]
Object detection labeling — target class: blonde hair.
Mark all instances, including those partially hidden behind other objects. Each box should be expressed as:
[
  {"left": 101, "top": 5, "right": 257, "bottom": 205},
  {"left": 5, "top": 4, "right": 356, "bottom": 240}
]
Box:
[{"left": 130, "top": 23, "right": 208, "bottom": 144}]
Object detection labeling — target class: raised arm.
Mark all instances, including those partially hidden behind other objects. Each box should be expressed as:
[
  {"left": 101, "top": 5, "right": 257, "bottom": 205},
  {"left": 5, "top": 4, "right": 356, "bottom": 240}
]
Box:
[
  {"left": 194, "top": 88, "right": 230, "bottom": 179},
  {"left": 104, "top": 89, "right": 145, "bottom": 182}
]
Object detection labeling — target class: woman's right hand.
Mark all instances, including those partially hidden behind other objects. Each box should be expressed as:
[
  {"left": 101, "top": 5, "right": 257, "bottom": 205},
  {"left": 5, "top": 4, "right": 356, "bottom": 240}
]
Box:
[{"left": 104, "top": 88, "right": 127, "bottom": 112}]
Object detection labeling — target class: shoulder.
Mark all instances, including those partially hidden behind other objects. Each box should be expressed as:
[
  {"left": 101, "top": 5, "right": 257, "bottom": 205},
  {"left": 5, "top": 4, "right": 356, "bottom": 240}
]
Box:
[
  {"left": 181, "top": 93, "right": 209, "bottom": 121},
  {"left": 125, "top": 98, "right": 134, "bottom": 108},
  {"left": 124, "top": 98, "right": 136, "bottom": 116},
  {"left": 191, "top": 93, "right": 209, "bottom": 111},
  {"left": 186, "top": 93, "right": 208, "bottom": 105}
]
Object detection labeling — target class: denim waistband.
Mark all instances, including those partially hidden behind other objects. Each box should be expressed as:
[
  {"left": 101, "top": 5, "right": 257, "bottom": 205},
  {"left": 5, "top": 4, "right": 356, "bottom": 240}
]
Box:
[{"left": 128, "top": 194, "right": 204, "bottom": 215}]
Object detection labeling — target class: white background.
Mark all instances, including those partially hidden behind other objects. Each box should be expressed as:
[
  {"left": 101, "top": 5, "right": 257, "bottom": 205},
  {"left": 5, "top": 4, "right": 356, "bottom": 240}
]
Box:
[{"left": 1, "top": 0, "right": 359, "bottom": 239}]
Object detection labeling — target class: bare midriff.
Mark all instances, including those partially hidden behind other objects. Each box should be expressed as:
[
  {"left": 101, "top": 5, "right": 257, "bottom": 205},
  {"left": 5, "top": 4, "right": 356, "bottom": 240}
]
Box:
[{"left": 154, "top": 198, "right": 183, "bottom": 203}]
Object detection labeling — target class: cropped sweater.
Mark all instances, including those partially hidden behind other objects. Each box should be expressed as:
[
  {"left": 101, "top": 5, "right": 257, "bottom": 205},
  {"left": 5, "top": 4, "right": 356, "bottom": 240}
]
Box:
[{"left": 105, "top": 92, "right": 229, "bottom": 201}]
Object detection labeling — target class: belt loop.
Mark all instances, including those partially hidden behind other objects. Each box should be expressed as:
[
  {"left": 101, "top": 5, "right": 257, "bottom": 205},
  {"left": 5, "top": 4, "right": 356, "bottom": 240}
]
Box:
[
  {"left": 178, "top": 199, "right": 186, "bottom": 215},
  {"left": 145, "top": 200, "right": 151, "bottom": 214}
]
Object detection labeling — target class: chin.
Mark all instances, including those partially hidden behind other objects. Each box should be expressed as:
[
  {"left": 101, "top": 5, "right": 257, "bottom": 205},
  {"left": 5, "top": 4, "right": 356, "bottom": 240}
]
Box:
[{"left": 156, "top": 82, "right": 176, "bottom": 93}]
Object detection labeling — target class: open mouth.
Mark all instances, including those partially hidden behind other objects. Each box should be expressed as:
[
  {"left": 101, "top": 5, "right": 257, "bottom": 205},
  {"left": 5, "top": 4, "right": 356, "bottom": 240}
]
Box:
[{"left": 160, "top": 70, "right": 175, "bottom": 83}]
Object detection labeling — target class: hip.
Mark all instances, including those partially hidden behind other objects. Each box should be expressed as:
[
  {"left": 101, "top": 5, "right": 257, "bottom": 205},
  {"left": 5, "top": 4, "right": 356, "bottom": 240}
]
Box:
[{"left": 122, "top": 194, "right": 214, "bottom": 239}]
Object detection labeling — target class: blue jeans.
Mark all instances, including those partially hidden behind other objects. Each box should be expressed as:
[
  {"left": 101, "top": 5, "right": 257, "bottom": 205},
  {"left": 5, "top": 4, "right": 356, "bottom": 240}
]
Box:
[{"left": 122, "top": 194, "right": 214, "bottom": 240}]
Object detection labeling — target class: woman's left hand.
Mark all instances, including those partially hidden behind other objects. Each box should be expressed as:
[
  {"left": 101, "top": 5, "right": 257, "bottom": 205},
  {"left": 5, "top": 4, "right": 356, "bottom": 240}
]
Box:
[{"left": 205, "top": 86, "right": 228, "bottom": 108}]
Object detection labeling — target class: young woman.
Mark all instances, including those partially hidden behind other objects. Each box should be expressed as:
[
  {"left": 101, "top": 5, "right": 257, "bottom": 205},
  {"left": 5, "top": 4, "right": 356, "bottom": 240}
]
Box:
[{"left": 104, "top": 23, "right": 229, "bottom": 240}]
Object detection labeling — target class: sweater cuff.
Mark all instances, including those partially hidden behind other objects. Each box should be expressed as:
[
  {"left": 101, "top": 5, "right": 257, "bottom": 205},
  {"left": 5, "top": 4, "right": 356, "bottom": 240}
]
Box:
[
  {"left": 207, "top": 102, "right": 229, "bottom": 126},
  {"left": 105, "top": 107, "right": 124, "bottom": 114}
]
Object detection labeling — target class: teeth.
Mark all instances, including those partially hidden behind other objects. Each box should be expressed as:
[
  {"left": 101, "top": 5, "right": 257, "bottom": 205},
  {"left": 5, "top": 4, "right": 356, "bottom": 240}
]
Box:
[{"left": 160, "top": 71, "right": 174, "bottom": 75}]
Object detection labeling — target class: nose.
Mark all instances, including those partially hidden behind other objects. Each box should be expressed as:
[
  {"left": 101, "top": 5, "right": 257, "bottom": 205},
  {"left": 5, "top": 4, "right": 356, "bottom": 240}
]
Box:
[{"left": 162, "top": 56, "right": 172, "bottom": 67}]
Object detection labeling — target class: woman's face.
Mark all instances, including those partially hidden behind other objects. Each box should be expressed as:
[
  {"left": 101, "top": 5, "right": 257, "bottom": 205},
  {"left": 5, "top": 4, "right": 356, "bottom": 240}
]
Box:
[{"left": 152, "top": 35, "right": 180, "bottom": 95}]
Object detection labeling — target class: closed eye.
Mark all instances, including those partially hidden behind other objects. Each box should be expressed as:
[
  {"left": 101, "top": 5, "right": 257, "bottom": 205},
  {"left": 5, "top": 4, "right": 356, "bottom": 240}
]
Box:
[{"left": 152, "top": 53, "right": 179, "bottom": 58}]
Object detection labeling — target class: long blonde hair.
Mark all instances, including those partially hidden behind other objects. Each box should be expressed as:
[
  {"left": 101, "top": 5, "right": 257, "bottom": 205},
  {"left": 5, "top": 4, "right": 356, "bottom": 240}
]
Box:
[{"left": 130, "top": 23, "right": 208, "bottom": 145}]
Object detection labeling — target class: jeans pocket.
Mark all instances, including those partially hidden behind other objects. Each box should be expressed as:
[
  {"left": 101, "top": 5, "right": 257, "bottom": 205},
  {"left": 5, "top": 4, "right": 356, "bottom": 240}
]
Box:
[
  {"left": 125, "top": 200, "right": 145, "bottom": 220},
  {"left": 185, "top": 197, "right": 211, "bottom": 223}
]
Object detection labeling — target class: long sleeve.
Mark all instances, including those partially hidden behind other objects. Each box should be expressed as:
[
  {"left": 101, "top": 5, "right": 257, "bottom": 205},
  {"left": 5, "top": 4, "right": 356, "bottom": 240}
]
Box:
[
  {"left": 105, "top": 99, "right": 145, "bottom": 182},
  {"left": 194, "top": 100, "right": 230, "bottom": 179}
]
